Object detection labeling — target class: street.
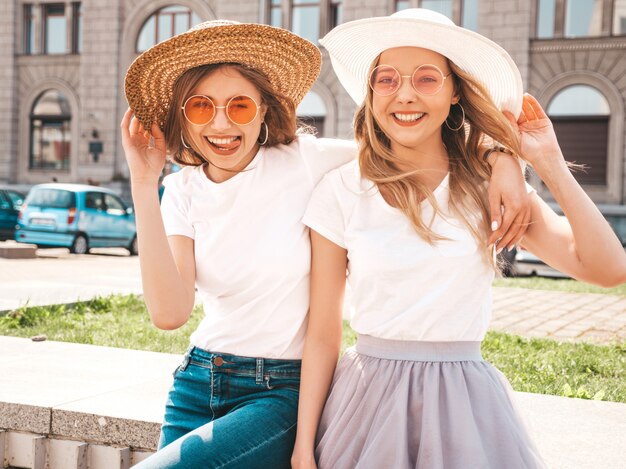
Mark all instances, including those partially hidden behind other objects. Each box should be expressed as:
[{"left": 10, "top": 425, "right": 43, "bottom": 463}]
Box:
[{"left": 0, "top": 248, "right": 142, "bottom": 312}]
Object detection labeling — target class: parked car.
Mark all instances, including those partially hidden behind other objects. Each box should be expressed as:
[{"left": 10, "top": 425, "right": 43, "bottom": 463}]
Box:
[
  {"left": 0, "top": 186, "right": 26, "bottom": 241},
  {"left": 511, "top": 248, "right": 569, "bottom": 278},
  {"left": 15, "top": 184, "right": 137, "bottom": 255}
]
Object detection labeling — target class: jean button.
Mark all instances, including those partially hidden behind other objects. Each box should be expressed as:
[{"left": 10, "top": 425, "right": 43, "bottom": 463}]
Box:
[{"left": 214, "top": 356, "right": 224, "bottom": 366}]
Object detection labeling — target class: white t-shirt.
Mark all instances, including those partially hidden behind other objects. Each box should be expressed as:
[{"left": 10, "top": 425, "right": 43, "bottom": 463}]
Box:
[
  {"left": 303, "top": 160, "right": 498, "bottom": 342},
  {"left": 161, "top": 135, "right": 356, "bottom": 358}
]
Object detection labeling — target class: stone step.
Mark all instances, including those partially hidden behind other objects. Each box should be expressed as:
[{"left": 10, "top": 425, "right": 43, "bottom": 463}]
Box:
[{"left": 0, "top": 241, "right": 37, "bottom": 259}]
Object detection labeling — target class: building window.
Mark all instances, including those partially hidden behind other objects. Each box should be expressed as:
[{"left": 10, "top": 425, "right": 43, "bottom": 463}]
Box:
[
  {"left": 421, "top": 0, "right": 453, "bottom": 18},
  {"left": 565, "top": 0, "right": 602, "bottom": 37},
  {"left": 395, "top": 0, "right": 412, "bottom": 11},
  {"left": 24, "top": 4, "right": 35, "bottom": 54},
  {"left": 72, "top": 2, "right": 82, "bottom": 53},
  {"left": 30, "top": 90, "right": 72, "bottom": 171},
  {"left": 536, "top": 0, "right": 555, "bottom": 38},
  {"left": 136, "top": 5, "right": 201, "bottom": 52},
  {"left": 393, "top": 0, "right": 475, "bottom": 27},
  {"left": 265, "top": 0, "right": 343, "bottom": 42},
  {"left": 461, "top": 0, "right": 478, "bottom": 30},
  {"left": 43, "top": 3, "right": 66, "bottom": 54},
  {"left": 297, "top": 91, "right": 326, "bottom": 136},
  {"left": 536, "top": 0, "right": 626, "bottom": 38},
  {"left": 292, "top": 1, "right": 321, "bottom": 43},
  {"left": 269, "top": 0, "right": 282, "bottom": 26},
  {"left": 547, "top": 85, "right": 610, "bottom": 186}
]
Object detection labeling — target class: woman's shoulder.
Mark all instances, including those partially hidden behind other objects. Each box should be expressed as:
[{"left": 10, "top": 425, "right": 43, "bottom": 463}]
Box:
[
  {"left": 318, "top": 159, "right": 373, "bottom": 197},
  {"left": 162, "top": 165, "right": 203, "bottom": 192}
]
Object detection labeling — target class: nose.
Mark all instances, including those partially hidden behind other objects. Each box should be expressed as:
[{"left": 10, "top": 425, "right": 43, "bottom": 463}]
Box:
[
  {"left": 210, "top": 105, "right": 231, "bottom": 130},
  {"left": 395, "top": 76, "right": 417, "bottom": 103}
]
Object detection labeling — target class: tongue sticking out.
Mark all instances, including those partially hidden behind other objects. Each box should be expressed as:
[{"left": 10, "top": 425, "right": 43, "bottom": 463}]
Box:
[{"left": 207, "top": 137, "right": 241, "bottom": 155}]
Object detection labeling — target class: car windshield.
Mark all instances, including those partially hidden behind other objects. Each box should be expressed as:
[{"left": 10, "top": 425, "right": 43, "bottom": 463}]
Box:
[{"left": 26, "top": 189, "right": 76, "bottom": 209}]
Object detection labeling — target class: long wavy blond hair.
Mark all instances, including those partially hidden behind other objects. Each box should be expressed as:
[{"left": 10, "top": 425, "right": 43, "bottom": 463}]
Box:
[{"left": 355, "top": 59, "right": 524, "bottom": 269}]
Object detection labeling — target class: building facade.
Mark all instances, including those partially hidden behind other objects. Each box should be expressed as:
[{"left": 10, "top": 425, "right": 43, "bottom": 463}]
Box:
[{"left": 1, "top": 0, "right": 625, "bottom": 231}]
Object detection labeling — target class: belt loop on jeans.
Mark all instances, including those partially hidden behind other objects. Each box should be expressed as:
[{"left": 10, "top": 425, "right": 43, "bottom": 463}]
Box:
[{"left": 255, "top": 358, "right": 264, "bottom": 384}]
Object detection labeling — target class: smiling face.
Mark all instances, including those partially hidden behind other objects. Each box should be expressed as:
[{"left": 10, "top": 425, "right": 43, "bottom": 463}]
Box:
[
  {"left": 371, "top": 47, "right": 458, "bottom": 158},
  {"left": 182, "top": 66, "right": 266, "bottom": 181}
]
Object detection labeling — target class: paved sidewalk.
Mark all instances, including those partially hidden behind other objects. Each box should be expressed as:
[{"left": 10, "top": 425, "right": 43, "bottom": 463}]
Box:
[
  {"left": 492, "top": 287, "right": 626, "bottom": 344},
  {"left": 0, "top": 248, "right": 142, "bottom": 312}
]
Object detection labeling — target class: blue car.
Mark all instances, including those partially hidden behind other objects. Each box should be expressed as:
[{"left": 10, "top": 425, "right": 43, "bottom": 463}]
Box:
[
  {"left": 15, "top": 184, "right": 137, "bottom": 255},
  {"left": 0, "top": 186, "right": 26, "bottom": 241}
]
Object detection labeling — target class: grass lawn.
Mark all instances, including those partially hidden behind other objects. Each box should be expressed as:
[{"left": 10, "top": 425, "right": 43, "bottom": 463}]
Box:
[{"left": 1, "top": 294, "right": 624, "bottom": 403}]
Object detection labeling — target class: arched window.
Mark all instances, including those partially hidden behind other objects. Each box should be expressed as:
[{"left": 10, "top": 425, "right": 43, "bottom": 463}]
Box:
[
  {"left": 30, "top": 90, "right": 72, "bottom": 170},
  {"left": 548, "top": 85, "right": 610, "bottom": 186},
  {"left": 136, "top": 5, "right": 201, "bottom": 52},
  {"left": 297, "top": 91, "right": 327, "bottom": 136}
]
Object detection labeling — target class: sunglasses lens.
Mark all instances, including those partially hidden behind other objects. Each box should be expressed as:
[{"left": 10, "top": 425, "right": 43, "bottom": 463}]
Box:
[
  {"left": 226, "top": 96, "right": 258, "bottom": 125},
  {"left": 184, "top": 96, "right": 215, "bottom": 125},
  {"left": 370, "top": 66, "right": 400, "bottom": 96},
  {"left": 412, "top": 66, "right": 445, "bottom": 95}
]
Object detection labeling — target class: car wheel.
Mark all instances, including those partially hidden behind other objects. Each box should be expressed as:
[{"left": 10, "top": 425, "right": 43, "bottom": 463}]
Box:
[
  {"left": 70, "top": 234, "right": 89, "bottom": 255},
  {"left": 128, "top": 235, "right": 138, "bottom": 256}
]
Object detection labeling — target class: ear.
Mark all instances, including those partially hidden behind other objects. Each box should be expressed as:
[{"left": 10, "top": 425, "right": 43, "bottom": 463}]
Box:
[
  {"left": 260, "top": 103, "right": 268, "bottom": 122},
  {"left": 451, "top": 89, "right": 461, "bottom": 106}
]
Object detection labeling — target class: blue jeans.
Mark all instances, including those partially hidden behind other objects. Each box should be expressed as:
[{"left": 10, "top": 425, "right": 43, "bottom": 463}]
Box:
[{"left": 133, "top": 346, "right": 301, "bottom": 468}]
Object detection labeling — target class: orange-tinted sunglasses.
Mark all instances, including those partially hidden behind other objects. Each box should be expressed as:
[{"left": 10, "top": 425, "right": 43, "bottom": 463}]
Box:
[{"left": 181, "top": 95, "right": 260, "bottom": 126}]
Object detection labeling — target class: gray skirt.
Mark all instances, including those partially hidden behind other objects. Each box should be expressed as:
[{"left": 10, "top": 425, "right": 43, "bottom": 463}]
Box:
[{"left": 315, "top": 335, "right": 546, "bottom": 469}]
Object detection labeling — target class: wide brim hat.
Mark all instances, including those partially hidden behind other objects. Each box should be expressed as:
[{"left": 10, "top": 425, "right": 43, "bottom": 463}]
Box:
[
  {"left": 125, "top": 20, "right": 321, "bottom": 131},
  {"left": 320, "top": 8, "right": 523, "bottom": 117}
]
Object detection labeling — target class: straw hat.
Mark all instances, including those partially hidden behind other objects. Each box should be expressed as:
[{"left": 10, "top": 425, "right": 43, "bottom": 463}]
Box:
[
  {"left": 320, "top": 9, "right": 523, "bottom": 117},
  {"left": 125, "top": 20, "right": 321, "bottom": 131}
]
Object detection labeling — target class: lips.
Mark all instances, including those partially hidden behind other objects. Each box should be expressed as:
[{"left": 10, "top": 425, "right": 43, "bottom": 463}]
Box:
[
  {"left": 205, "top": 135, "right": 241, "bottom": 155},
  {"left": 392, "top": 112, "right": 426, "bottom": 126}
]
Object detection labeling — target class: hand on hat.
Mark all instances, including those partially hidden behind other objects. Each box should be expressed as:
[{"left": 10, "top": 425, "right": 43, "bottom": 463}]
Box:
[
  {"left": 503, "top": 94, "right": 564, "bottom": 172},
  {"left": 121, "top": 108, "right": 167, "bottom": 187}
]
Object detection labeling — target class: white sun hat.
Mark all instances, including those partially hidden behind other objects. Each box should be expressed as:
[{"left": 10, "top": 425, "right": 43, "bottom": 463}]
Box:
[{"left": 320, "top": 8, "right": 523, "bottom": 117}]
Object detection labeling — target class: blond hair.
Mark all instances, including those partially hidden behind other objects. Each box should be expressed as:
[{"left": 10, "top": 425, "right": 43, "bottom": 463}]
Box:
[{"left": 354, "top": 59, "right": 524, "bottom": 269}]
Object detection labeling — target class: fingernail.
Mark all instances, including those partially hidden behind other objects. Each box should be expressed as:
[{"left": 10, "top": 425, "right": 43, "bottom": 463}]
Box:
[
  {"left": 491, "top": 221, "right": 498, "bottom": 231},
  {"left": 496, "top": 247, "right": 503, "bottom": 255}
]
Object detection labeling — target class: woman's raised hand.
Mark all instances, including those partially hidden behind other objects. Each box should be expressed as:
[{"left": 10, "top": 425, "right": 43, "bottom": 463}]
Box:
[
  {"left": 120, "top": 108, "right": 167, "bottom": 186},
  {"left": 505, "top": 94, "right": 564, "bottom": 171}
]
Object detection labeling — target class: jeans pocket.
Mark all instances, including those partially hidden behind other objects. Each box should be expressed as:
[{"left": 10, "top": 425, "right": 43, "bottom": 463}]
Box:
[{"left": 266, "top": 375, "right": 300, "bottom": 392}]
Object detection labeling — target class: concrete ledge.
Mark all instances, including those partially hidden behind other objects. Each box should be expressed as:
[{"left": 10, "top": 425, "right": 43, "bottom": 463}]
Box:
[
  {"left": 1, "top": 336, "right": 625, "bottom": 468},
  {"left": 0, "top": 402, "right": 50, "bottom": 435},
  {"left": 0, "top": 336, "right": 179, "bottom": 451},
  {"left": 51, "top": 410, "right": 160, "bottom": 450},
  {"left": 0, "top": 241, "right": 37, "bottom": 259}
]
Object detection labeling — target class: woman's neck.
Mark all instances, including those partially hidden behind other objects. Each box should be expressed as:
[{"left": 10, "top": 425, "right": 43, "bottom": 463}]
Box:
[{"left": 390, "top": 141, "right": 449, "bottom": 190}]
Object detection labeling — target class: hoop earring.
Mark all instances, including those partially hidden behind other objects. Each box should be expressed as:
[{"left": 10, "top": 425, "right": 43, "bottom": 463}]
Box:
[
  {"left": 257, "top": 121, "right": 269, "bottom": 146},
  {"left": 180, "top": 131, "right": 191, "bottom": 149},
  {"left": 445, "top": 103, "right": 465, "bottom": 131}
]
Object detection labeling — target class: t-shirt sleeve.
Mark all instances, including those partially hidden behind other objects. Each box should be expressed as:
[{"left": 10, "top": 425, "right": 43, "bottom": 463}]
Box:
[
  {"left": 298, "top": 134, "right": 357, "bottom": 186},
  {"left": 160, "top": 172, "right": 195, "bottom": 239},
  {"left": 302, "top": 170, "right": 346, "bottom": 249}
]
